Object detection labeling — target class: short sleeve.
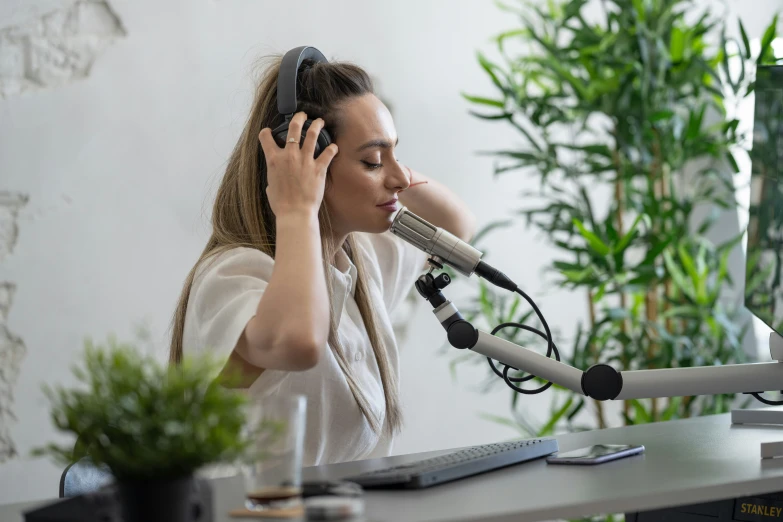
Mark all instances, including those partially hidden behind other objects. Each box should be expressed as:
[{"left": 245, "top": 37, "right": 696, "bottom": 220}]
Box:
[
  {"left": 184, "top": 247, "right": 273, "bottom": 363},
  {"left": 361, "top": 230, "right": 429, "bottom": 315}
]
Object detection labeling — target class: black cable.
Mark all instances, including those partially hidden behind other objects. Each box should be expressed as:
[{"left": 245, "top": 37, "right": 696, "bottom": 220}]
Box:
[
  {"left": 487, "top": 323, "right": 560, "bottom": 382},
  {"left": 515, "top": 286, "right": 555, "bottom": 360},
  {"left": 485, "top": 287, "right": 560, "bottom": 395},
  {"left": 477, "top": 267, "right": 783, "bottom": 404},
  {"left": 749, "top": 392, "right": 783, "bottom": 406}
]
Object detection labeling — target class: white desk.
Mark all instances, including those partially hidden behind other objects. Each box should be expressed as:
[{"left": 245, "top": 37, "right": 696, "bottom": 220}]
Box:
[{"left": 5, "top": 411, "right": 783, "bottom": 521}]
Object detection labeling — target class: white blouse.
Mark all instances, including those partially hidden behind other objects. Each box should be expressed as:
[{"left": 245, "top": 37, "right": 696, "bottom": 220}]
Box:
[{"left": 182, "top": 230, "right": 428, "bottom": 467}]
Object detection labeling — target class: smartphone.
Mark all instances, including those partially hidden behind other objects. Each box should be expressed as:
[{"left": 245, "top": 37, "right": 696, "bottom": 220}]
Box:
[{"left": 546, "top": 444, "right": 645, "bottom": 465}]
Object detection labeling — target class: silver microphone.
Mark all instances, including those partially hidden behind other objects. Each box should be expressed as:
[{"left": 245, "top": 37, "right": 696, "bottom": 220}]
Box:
[
  {"left": 389, "top": 206, "right": 483, "bottom": 277},
  {"left": 389, "top": 206, "right": 518, "bottom": 292}
]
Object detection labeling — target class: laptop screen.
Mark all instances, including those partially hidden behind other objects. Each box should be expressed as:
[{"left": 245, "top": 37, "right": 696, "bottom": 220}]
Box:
[{"left": 745, "top": 65, "right": 783, "bottom": 334}]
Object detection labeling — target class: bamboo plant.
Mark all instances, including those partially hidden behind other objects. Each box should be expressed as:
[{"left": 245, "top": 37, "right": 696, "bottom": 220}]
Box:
[{"left": 453, "top": 0, "right": 781, "bottom": 438}]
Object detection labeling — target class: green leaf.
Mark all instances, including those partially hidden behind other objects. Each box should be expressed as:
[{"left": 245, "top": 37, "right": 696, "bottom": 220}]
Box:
[
  {"left": 592, "top": 283, "right": 607, "bottom": 302},
  {"left": 726, "top": 150, "right": 740, "bottom": 174},
  {"left": 540, "top": 58, "right": 591, "bottom": 101},
  {"left": 494, "top": 28, "right": 527, "bottom": 52},
  {"left": 720, "top": 29, "right": 733, "bottom": 93},
  {"left": 738, "top": 20, "right": 751, "bottom": 60},
  {"left": 573, "top": 219, "right": 610, "bottom": 256},
  {"left": 757, "top": 14, "right": 779, "bottom": 65},
  {"left": 670, "top": 26, "right": 686, "bottom": 62},
  {"left": 553, "top": 260, "right": 586, "bottom": 272},
  {"left": 467, "top": 110, "right": 514, "bottom": 121},
  {"left": 479, "top": 281, "right": 498, "bottom": 325},
  {"left": 663, "top": 249, "right": 694, "bottom": 301},
  {"left": 477, "top": 413, "right": 529, "bottom": 436},
  {"left": 660, "top": 397, "right": 683, "bottom": 421},
  {"left": 507, "top": 296, "right": 521, "bottom": 323},
  {"left": 686, "top": 104, "right": 706, "bottom": 140},
  {"left": 615, "top": 213, "right": 648, "bottom": 252},
  {"left": 628, "top": 399, "right": 652, "bottom": 424},
  {"left": 557, "top": 143, "right": 613, "bottom": 159},
  {"left": 632, "top": 0, "right": 644, "bottom": 19},
  {"left": 461, "top": 93, "right": 505, "bottom": 108},
  {"left": 539, "top": 396, "right": 574, "bottom": 436},
  {"left": 479, "top": 149, "right": 541, "bottom": 162},
  {"left": 649, "top": 110, "right": 675, "bottom": 122},
  {"left": 566, "top": 397, "right": 585, "bottom": 421},
  {"left": 560, "top": 266, "right": 595, "bottom": 284},
  {"left": 471, "top": 219, "right": 513, "bottom": 247},
  {"left": 677, "top": 244, "right": 700, "bottom": 290},
  {"left": 492, "top": 162, "right": 529, "bottom": 176},
  {"left": 477, "top": 51, "right": 505, "bottom": 92}
]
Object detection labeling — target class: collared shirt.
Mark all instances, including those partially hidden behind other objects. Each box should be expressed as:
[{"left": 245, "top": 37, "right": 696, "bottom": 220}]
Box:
[{"left": 182, "top": 231, "right": 427, "bottom": 466}]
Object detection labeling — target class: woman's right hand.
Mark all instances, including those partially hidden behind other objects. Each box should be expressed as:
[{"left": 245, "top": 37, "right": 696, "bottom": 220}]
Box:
[{"left": 258, "top": 112, "right": 339, "bottom": 219}]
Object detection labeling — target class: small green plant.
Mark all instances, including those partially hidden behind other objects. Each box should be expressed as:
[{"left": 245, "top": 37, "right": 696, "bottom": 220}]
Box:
[{"left": 33, "top": 336, "right": 250, "bottom": 481}]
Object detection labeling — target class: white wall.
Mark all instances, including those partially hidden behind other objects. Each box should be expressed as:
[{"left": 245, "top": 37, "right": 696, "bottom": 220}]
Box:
[
  {"left": 0, "top": 0, "right": 778, "bottom": 506},
  {"left": 0, "top": 0, "right": 567, "bottom": 504}
]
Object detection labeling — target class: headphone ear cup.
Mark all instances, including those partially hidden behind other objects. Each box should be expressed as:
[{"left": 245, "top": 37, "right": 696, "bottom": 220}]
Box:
[
  {"left": 315, "top": 127, "right": 333, "bottom": 159},
  {"left": 270, "top": 119, "right": 332, "bottom": 158},
  {"left": 300, "top": 119, "right": 332, "bottom": 158},
  {"left": 271, "top": 121, "right": 291, "bottom": 149}
]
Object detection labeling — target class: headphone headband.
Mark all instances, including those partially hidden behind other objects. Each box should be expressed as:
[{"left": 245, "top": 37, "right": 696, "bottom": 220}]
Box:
[{"left": 277, "top": 46, "right": 328, "bottom": 118}]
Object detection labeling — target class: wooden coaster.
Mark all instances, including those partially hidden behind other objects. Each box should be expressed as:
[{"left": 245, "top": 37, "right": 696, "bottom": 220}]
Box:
[{"left": 228, "top": 505, "right": 304, "bottom": 519}]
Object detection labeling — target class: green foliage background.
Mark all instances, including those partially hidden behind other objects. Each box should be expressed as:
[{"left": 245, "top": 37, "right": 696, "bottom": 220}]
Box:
[{"left": 454, "top": 0, "right": 781, "bottom": 441}]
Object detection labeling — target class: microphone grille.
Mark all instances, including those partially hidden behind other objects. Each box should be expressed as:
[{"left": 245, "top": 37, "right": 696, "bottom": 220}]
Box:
[{"left": 390, "top": 207, "right": 437, "bottom": 252}]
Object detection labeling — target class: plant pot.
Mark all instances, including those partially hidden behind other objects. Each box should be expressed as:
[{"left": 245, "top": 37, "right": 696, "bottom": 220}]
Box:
[{"left": 117, "top": 474, "right": 196, "bottom": 522}]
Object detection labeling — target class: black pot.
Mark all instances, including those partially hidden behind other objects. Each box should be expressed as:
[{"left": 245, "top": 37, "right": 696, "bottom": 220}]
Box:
[{"left": 117, "top": 474, "right": 196, "bottom": 522}]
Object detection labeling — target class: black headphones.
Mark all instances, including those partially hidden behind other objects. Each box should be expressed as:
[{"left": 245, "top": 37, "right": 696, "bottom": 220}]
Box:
[{"left": 271, "top": 46, "right": 333, "bottom": 158}]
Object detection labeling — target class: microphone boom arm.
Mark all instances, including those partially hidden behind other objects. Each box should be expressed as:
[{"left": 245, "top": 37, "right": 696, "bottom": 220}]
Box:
[
  {"left": 422, "top": 271, "right": 783, "bottom": 402},
  {"left": 389, "top": 205, "right": 783, "bottom": 405}
]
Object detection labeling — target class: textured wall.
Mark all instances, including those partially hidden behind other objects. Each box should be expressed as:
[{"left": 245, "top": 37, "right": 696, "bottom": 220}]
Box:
[
  {"left": 0, "top": 0, "right": 125, "bottom": 467},
  {"left": 0, "top": 192, "right": 28, "bottom": 462},
  {"left": 0, "top": 0, "right": 125, "bottom": 99}
]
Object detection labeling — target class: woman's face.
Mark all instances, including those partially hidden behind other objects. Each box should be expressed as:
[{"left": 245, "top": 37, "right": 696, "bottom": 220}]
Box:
[{"left": 324, "top": 94, "right": 410, "bottom": 237}]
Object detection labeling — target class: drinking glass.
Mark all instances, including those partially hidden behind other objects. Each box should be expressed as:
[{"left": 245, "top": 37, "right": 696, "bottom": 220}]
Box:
[{"left": 238, "top": 394, "right": 307, "bottom": 511}]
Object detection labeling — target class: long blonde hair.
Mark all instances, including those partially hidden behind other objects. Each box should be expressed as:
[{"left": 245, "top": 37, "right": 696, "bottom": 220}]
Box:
[{"left": 168, "top": 54, "right": 401, "bottom": 436}]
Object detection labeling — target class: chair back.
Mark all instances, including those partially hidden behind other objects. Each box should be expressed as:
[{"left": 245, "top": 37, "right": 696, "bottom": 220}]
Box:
[{"left": 59, "top": 457, "right": 113, "bottom": 498}]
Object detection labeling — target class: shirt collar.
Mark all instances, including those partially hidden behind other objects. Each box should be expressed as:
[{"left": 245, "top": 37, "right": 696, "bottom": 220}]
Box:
[
  {"left": 327, "top": 246, "right": 358, "bottom": 329},
  {"left": 331, "top": 245, "right": 358, "bottom": 297}
]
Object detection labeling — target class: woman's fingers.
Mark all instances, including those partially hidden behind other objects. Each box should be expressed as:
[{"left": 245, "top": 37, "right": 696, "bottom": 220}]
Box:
[
  {"left": 315, "top": 143, "right": 339, "bottom": 171},
  {"left": 302, "top": 118, "right": 324, "bottom": 159},
  {"left": 260, "top": 112, "right": 331, "bottom": 172},
  {"left": 258, "top": 127, "right": 277, "bottom": 156},
  {"left": 285, "top": 112, "right": 308, "bottom": 149},
  {"left": 261, "top": 111, "right": 333, "bottom": 218}
]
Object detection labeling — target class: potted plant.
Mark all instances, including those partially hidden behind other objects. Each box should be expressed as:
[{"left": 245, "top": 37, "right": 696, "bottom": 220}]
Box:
[{"left": 33, "top": 336, "right": 250, "bottom": 522}]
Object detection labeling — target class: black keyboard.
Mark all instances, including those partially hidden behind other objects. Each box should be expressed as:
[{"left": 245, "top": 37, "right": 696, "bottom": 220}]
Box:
[{"left": 344, "top": 438, "right": 558, "bottom": 489}]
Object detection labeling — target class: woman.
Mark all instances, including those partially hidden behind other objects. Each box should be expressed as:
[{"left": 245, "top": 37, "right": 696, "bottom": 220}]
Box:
[{"left": 169, "top": 53, "right": 476, "bottom": 466}]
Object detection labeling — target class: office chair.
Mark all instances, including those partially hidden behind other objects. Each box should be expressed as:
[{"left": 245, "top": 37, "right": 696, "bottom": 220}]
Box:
[{"left": 58, "top": 456, "right": 113, "bottom": 498}]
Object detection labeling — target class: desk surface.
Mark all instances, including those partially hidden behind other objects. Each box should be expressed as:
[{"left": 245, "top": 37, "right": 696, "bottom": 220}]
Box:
[{"left": 5, "top": 411, "right": 783, "bottom": 522}]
